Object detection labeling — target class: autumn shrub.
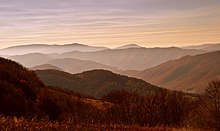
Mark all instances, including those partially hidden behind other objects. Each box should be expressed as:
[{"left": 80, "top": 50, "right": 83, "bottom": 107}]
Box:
[
  {"left": 198, "top": 80, "right": 220, "bottom": 129},
  {"left": 102, "top": 90, "right": 194, "bottom": 127}
]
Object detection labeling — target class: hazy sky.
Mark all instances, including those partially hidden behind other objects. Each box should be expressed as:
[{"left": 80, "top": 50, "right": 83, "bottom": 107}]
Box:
[{"left": 0, "top": 0, "right": 220, "bottom": 48}]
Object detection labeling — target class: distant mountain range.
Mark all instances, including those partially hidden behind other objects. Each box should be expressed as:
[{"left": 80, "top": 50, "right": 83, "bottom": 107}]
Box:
[
  {"left": 8, "top": 46, "right": 206, "bottom": 71},
  {"left": 1, "top": 43, "right": 220, "bottom": 93},
  {"left": 182, "top": 43, "right": 220, "bottom": 51},
  {"left": 0, "top": 43, "right": 142, "bottom": 56},
  {"left": 125, "top": 51, "right": 220, "bottom": 93},
  {"left": 9, "top": 53, "right": 52, "bottom": 67},
  {"left": 35, "top": 69, "right": 161, "bottom": 98},
  {"left": 45, "top": 58, "right": 120, "bottom": 74},
  {"left": 59, "top": 47, "right": 205, "bottom": 70},
  {"left": 31, "top": 64, "right": 63, "bottom": 71},
  {"left": 1, "top": 43, "right": 219, "bottom": 57},
  {"left": 0, "top": 43, "right": 108, "bottom": 56},
  {"left": 9, "top": 53, "right": 121, "bottom": 74}
]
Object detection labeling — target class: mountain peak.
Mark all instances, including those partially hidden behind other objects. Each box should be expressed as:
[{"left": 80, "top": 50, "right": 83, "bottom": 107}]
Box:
[
  {"left": 66, "top": 43, "right": 88, "bottom": 47},
  {"left": 115, "top": 44, "right": 141, "bottom": 49}
]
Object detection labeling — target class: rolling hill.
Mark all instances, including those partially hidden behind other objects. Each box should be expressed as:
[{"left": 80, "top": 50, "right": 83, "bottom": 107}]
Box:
[
  {"left": 3, "top": 44, "right": 206, "bottom": 71},
  {"left": 0, "top": 57, "right": 44, "bottom": 116},
  {"left": 35, "top": 69, "right": 162, "bottom": 98},
  {"left": 183, "top": 43, "right": 220, "bottom": 51},
  {"left": 128, "top": 51, "right": 220, "bottom": 93},
  {"left": 9, "top": 53, "right": 120, "bottom": 74},
  {"left": 59, "top": 47, "right": 206, "bottom": 70},
  {"left": 30, "top": 64, "right": 63, "bottom": 71},
  {"left": 46, "top": 58, "right": 120, "bottom": 74},
  {"left": 0, "top": 43, "right": 108, "bottom": 56},
  {"left": 9, "top": 53, "right": 52, "bottom": 67}
]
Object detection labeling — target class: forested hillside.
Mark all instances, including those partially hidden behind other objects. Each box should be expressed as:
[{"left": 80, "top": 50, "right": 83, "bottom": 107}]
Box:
[
  {"left": 0, "top": 57, "right": 111, "bottom": 121},
  {"left": 0, "top": 57, "right": 219, "bottom": 130},
  {"left": 35, "top": 69, "right": 161, "bottom": 98}
]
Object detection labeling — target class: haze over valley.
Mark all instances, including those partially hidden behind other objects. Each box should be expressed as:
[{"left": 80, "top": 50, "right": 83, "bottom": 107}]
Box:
[{"left": 0, "top": 43, "right": 219, "bottom": 93}]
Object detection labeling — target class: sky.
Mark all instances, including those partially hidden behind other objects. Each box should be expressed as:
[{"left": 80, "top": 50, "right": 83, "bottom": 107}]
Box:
[{"left": 0, "top": 0, "right": 220, "bottom": 49}]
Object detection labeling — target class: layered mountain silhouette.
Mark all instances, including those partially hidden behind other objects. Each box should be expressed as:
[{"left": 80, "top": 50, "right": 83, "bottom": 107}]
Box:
[
  {"left": 10, "top": 54, "right": 121, "bottom": 74},
  {"left": 35, "top": 69, "right": 162, "bottom": 98},
  {"left": 46, "top": 58, "right": 121, "bottom": 74},
  {"left": 1, "top": 43, "right": 219, "bottom": 94},
  {"left": 9, "top": 53, "right": 52, "bottom": 67},
  {"left": 0, "top": 43, "right": 108, "bottom": 56},
  {"left": 183, "top": 43, "right": 220, "bottom": 51},
  {"left": 31, "top": 64, "right": 63, "bottom": 71},
  {"left": 126, "top": 51, "right": 220, "bottom": 93},
  {"left": 59, "top": 47, "right": 205, "bottom": 70},
  {"left": 2, "top": 44, "right": 206, "bottom": 71}
]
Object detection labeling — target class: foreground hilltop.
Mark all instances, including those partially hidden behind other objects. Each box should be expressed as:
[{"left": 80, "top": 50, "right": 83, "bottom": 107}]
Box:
[
  {"left": 35, "top": 69, "right": 161, "bottom": 98},
  {"left": 0, "top": 57, "right": 112, "bottom": 120}
]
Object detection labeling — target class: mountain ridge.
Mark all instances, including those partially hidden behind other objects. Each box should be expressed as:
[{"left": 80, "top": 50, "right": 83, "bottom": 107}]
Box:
[
  {"left": 30, "top": 64, "right": 63, "bottom": 71},
  {"left": 8, "top": 47, "right": 206, "bottom": 71},
  {"left": 35, "top": 69, "right": 162, "bottom": 98},
  {"left": 182, "top": 43, "right": 220, "bottom": 51},
  {"left": 0, "top": 43, "right": 109, "bottom": 55},
  {"left": 126, "top": 51, "right": 220, "bottom": 92},
  {"left": 115, "top": 44, "right": 141, "bottom": 49},
  {"left": 46, "top": 58, "right": 121, "bottom": 74},
  {"left": 60, "top": 47, "right": 206, "bottom": 70}
]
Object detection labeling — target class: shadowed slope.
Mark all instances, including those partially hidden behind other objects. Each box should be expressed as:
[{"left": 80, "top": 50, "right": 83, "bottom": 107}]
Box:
[
  {"left": 130, "top": 51, "right": 220, "bottom": 92},
  {"left": 36, "top": 69, "right": 162, "bottom": 98},
  {"left": 0, "top": 57, "right": 112, "bottom": 120}
]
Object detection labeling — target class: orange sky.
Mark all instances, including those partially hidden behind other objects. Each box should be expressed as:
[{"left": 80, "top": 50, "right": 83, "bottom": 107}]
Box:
[{"left": 0, "top": 0, "right": 220, "bottom": 48}]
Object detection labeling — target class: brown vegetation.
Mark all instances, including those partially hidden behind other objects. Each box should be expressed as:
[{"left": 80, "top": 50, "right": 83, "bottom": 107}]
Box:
[
  {"left": 199, "top": 80, "right": 220, "bottom": 129},
  {"left": 0, "top": 57, "right": 219, "bottom": 130},
  {"left": 35, "top": 69, "right": 161, "bottom": 98},
  {"left": 0, "top": 116, "right": 202, "bottom": 131}
]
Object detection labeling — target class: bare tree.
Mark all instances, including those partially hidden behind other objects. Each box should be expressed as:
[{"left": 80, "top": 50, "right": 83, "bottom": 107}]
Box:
[{"left": 203, "top": 80, "right": 220, "bottom": 129}]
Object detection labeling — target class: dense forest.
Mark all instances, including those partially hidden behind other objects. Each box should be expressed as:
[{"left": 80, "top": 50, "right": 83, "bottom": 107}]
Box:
[
  {"left": 35, "top": 69, "right": 162, "bottom": 98},
  {"left": 0, "top": 57, "right": 220, "bottom": 130}
]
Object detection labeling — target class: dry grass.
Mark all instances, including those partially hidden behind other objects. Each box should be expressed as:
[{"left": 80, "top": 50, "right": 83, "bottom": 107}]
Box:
[
  {"left": 83, "top": 98, "right": 114, "bottom": 110},
  {"left": 0, "top": 116, "right": 208, "bottom": 131}
]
